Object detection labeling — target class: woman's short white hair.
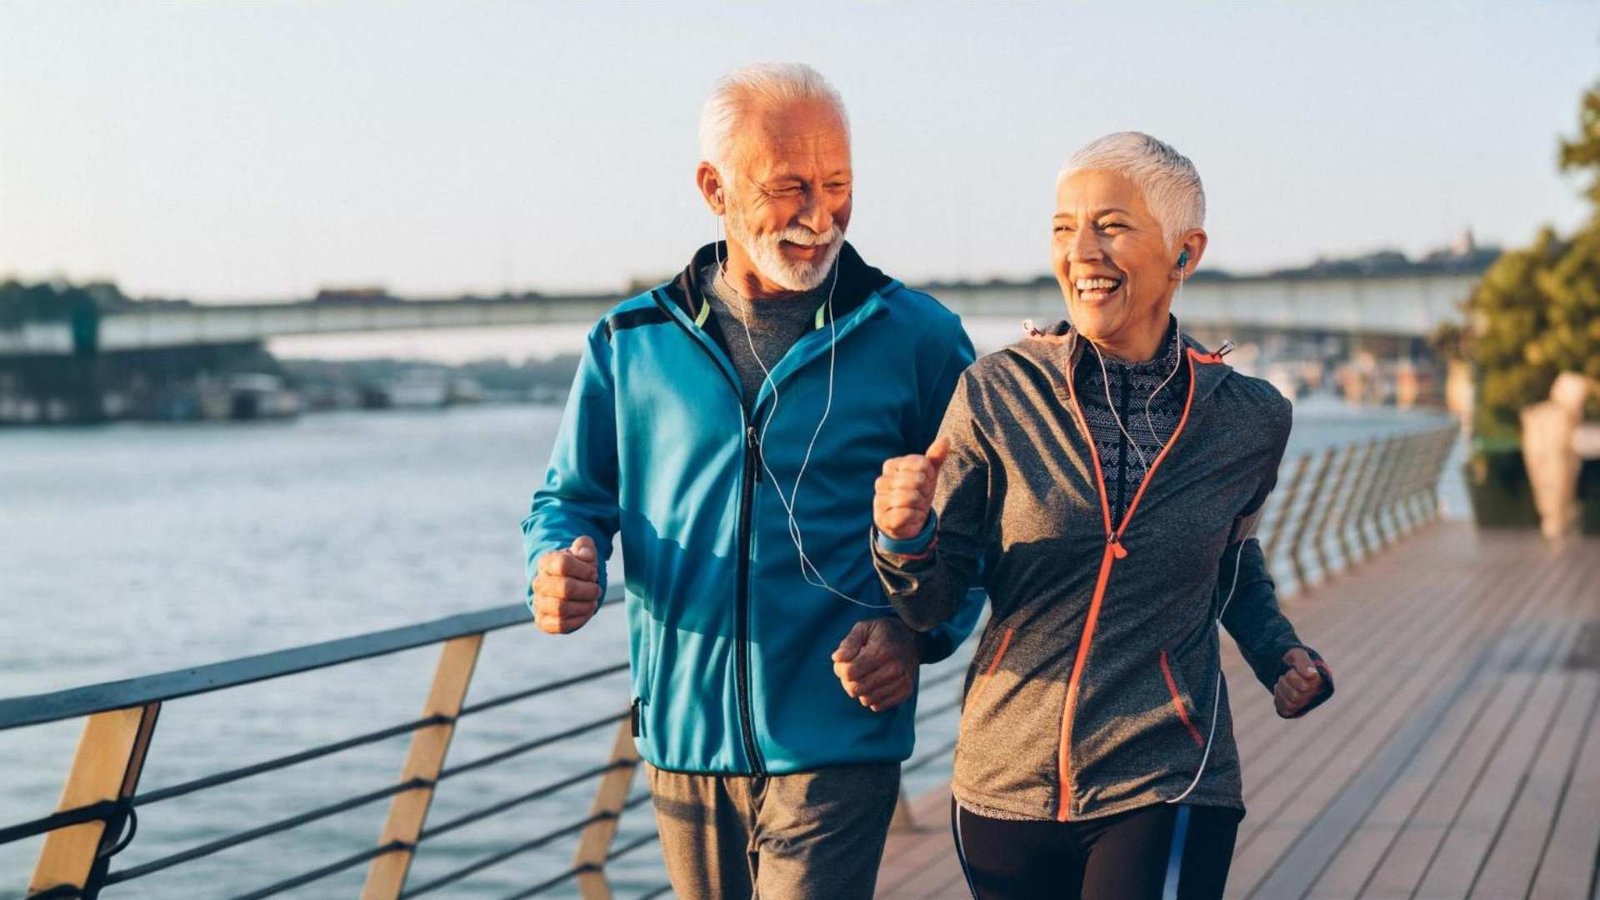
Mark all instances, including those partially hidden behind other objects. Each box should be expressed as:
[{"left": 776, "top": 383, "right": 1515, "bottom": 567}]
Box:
[
  {"left": 699, "top": 63, "right": 849, "bottom": 172},
  {"left": 1058, "top": 132, "right": 1205, "bottom": 247}
]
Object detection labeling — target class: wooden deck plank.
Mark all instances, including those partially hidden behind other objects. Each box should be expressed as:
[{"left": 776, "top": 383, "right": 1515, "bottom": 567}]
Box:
[
  {"left": 1238, "top": 557, "right": 1536, "bottom": 899},
  {"left": 1528, "top": 675, "right": 1600, "bottom": 900},
  {"left": 1237, "top": 539, "right": 1577, "bottom": 899},
  {"left": 1230, "top": 533, "right": 1495, "bottom": 794},
  {"left": 1217, "top": 532, "right": 1483, "bottom": 760},
  {"left": 876, "top": 786, "right": 967, "bottom": 899},
  {"left": 1341, "top": 622, "right": 1573, "bottom": 898},
  {"left": 1224, "top": 542, "right": 1456, "bottom": 754},
  {"left": 1308, "top": 548, "right": 1593, "bottom": 899},
  {"left": 1360, "top": 551, "right": 1598, "bottom": 900},
  {"left": 872, "top": 526, "right": 1600, "bottom": 900},
  {"left": 1223, "top": 536, "right": 1525, "bottom": 880},
  {"left": 1469, "top": 674, "right": 1599, "bottom": 899},
  {"left": 1308, "top": 627, "right": 1539, "bottom": 897},
  {"left": 1417, "top": 670, "right": 1572, "bottom": 896}
]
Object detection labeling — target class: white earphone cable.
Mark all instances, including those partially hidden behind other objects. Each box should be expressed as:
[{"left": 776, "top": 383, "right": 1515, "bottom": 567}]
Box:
[
  {"left": 1166, "top": 537, "right": 1245, "bottom": 805},
  {"left": 714, "top": 237, "right": 891, "bottom": 610}
]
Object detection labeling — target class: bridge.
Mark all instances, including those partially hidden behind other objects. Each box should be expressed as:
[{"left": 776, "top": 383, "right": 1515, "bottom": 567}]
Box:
[{"left": 0, "top": 271, "right": 1482, "bottom": 357}]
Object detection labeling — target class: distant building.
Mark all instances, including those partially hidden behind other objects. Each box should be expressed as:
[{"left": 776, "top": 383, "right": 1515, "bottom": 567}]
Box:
[{"left": 313, "top": 286, "right": 393, "bottom": 304}]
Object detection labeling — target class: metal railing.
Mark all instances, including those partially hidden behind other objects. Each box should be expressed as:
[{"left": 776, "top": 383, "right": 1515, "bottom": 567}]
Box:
[
  {"left": 0, "top": 607, "right": 662, "bottom": 900},
  {"left": 1260, "top": 425, "right": 1457, "bottom": 595},
  {"left": 2, "top": 425, "right": 1458, "bottom": 898}
]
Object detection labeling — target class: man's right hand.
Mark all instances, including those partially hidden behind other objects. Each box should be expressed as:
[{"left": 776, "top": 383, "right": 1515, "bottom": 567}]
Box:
[
  {"left": 532, "top": 536, "right": 601, "bottom": 634},
  {"left": 873, "top": 436, "right": 950, "bottom": 541}
]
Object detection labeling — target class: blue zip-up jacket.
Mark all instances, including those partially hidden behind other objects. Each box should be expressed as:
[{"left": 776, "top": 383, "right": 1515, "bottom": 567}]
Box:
[{"left": 522, "top": 242, "right": 984, "bottom": 775}]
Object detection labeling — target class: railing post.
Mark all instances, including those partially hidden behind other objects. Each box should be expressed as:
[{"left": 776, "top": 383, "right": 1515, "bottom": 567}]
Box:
[
  {"left": 1355, "top": 437, "right": 1401, "bottom": 556},
  {"left": 1375, "top": 434, "right": 1418, "bottom": 544},
  {"left": 1379, "top": 433, "right": 1417, "bottom": 538},
  {"left": 1332, "top": 439, "right": 1379, "bottom": 568},
  {"left": 1264, "top": 454, "right": 1310, "bottom": 579},
  {"left": 30, "top": 702, "right": 161, "bottom": 897},
  {"left": 1419, "top": 427, "right": 1457, "bottom": 525},
  {"left": 1307, "top": 443, "right": 1359, "bottom": 580},
  {"left": 1401, "top": 431, "right": 1433, "bottom": 535},
  {"left": 363, "top": 633, "right": 484, "bottom": 900},
  {"left": 1388, "top": 432, "right": 1427, "bottom": 534},
  {"left": 1288, "top": 447, "right": 1339, "bottom": 592},
  {"left": 573, "top": 714, "right": 643, "bottom": 900}
]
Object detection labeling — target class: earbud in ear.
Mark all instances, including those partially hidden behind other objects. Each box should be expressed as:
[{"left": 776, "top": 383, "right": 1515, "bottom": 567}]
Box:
[{"left": 1176, "top": 249, "right": 1190, "bottom": 271}]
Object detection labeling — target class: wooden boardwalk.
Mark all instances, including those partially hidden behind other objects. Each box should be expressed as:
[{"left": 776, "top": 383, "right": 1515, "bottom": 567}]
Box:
[{"left": 875, "top": 523, "right": 1600, "bottom": 899}]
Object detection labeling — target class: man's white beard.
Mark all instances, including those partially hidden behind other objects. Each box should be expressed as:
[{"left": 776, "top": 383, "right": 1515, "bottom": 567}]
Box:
[{"left": 726, "top": 208, "right": 845, "bottom": 293}]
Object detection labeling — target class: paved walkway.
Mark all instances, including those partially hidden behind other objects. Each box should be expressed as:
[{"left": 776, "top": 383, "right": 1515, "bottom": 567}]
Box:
[{"left": 875, "top": 523, "right": 1600, "bottom": 899}]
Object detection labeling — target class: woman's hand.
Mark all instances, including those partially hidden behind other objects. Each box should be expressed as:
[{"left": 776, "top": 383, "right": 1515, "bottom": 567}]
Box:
[
  {"left": 874, "top": 436, "right": 949, "bottom": 540},
  {"left": 1274, "top": 647, "right": 1326, "bottom": 717}
]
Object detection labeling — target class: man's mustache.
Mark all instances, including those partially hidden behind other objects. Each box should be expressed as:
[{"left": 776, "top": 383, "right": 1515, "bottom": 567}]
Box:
[{"left": 773, "top": 225, "right": 844, "bottom": 247}]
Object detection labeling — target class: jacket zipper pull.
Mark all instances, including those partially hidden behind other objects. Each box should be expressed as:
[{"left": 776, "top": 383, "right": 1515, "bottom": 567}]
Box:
[
  {"left": 747, "top": 426, "right": 762, "bottom": 483},
  {"left": 1107, "top": 533, "right": 1129, "bottom": 560}
]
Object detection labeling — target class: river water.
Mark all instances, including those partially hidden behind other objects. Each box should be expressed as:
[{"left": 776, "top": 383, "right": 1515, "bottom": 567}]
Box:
[{"left": 0, "top": 401, "right": 1460, "bottom": 898}]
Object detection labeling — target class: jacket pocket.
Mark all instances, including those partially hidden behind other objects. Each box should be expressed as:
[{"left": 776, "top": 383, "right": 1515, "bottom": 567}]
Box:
[
  {"left": 1159, "top": 649, "right": 1205, "bottom": 748},
  {"left": 970, "top": 626, "right": 1016, "bottom": 705},
  {"left": 633, "top": 627, "right": 656, "bottom": 738}
]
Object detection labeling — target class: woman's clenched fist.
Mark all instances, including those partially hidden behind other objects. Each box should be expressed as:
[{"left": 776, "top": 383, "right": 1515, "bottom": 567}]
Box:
[{"left": 874, "top": 436, "right": 949, "bottom": 541}]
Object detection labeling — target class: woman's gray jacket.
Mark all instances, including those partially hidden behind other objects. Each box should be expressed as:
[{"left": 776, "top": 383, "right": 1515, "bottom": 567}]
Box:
[{"left": 873, "top": 329, "right": 1332, "bottom": 823}]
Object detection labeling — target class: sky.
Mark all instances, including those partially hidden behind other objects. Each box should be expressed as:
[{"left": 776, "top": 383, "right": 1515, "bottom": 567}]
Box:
[{"left": 2, "top": 1, "right": 1597, "bottom": 315}]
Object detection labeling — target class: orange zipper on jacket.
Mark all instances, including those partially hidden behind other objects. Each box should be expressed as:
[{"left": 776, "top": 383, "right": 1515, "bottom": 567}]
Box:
[
  {"left": 1054, "top": 346, "right": 1208, "bottom": 820},
  {"left": 973, "top": 627, "right": 1016, "bottom": 703},
  {"left": 1160, "top": 649, "right": 1207, "bottom": 747}
]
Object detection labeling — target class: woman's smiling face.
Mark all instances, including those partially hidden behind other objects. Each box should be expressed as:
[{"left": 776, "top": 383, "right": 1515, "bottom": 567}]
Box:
[{"left": 1051, "top": 169, "right": 1180, "bottom": 359}]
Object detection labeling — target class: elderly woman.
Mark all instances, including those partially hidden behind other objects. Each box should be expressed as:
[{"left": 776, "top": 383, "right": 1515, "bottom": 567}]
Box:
[{"left": 870, "top": 133, "right": 1334, "bottom": 900}]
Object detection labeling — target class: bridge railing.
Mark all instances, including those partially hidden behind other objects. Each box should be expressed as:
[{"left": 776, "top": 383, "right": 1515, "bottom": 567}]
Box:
[{"left": 2, "top": 426, "right": 1458, "bottom": 898}]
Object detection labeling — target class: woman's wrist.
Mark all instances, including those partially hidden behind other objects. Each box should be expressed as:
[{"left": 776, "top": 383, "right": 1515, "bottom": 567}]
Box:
[{"left": 875, "top": 510, "right": 938, "bottom": 556}]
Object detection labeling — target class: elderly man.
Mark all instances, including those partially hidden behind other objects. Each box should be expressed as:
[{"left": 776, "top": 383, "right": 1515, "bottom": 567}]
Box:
[{"left": 521, "top": 64, "right": 982, "bottom": 898}]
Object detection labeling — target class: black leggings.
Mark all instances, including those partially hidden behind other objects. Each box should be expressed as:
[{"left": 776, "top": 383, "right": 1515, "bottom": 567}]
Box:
[{"left": 951, "top": 799, "right": 1242, "bottom": 900}]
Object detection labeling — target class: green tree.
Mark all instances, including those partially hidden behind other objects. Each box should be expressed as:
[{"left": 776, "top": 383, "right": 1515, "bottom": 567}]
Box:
[
  {"left": 1466, "top": 82, "right": 1600, "bottom": 438},
  {"left": 1560, "top": 82, "right": 1600, "bottom": 210}
]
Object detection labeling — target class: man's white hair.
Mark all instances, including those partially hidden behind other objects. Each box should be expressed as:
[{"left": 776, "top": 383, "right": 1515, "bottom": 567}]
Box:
[
  {"left": 698, "top": 63, "right": 849, "bottom": 171},
  {"left": 1058, "top": 132, "right": 1205, "bottom": 247}
]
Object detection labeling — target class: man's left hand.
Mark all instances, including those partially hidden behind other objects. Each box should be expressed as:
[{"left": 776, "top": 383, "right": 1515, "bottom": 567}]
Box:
[{"left": 832, "top": 618, "right": 919, "bottom": 713}]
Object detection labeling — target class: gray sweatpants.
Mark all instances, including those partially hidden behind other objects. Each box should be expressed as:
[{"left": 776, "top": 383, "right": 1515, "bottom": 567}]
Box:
[{"left": 647, "top": 762, "right": 901, "bottom": 899}]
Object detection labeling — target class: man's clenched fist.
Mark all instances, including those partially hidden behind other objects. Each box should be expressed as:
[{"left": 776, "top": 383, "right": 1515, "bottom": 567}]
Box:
[
  {"left": 831, "top": 618, "right": 919, "bottom": 713},
  {"left": 532, "top": 536, "right": 601, "bottom": 634}
]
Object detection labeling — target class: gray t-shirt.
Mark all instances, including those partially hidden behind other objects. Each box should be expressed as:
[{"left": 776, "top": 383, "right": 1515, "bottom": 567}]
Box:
[{"left": 699, "top": 264, "right": 827, "bottom": 408}]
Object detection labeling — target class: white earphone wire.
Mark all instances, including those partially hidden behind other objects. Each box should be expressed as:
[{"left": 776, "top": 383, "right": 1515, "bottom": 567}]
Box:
[
  {"left": 1090, "top": 341, "right": 1152, "bottom": 476},
  {"left": 1144, "top": 310, "right": 1183, "bottom": 450},
  {"left": 714, "top": 235, "right": 891, "bottom": 610},
  {"left": 1166, "top": 537, "right": 1245, "bottom": 805}
]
